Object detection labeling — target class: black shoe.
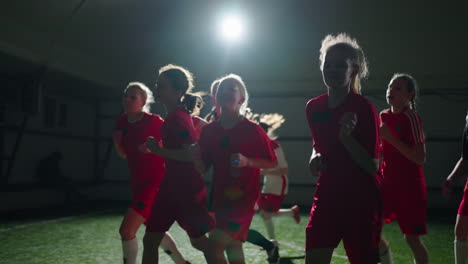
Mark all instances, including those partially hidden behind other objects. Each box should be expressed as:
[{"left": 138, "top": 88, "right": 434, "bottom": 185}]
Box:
[{"left": 266, "top": 240, "right": 280, "bottom": 264}]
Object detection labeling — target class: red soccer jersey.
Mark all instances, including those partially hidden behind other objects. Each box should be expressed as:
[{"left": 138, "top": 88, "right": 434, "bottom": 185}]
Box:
[
  {"left": 306, "top": 93, "right": 382, "bottom": 206},
  {"left": 160, "top": 107, "right": 206, "bottom": 194},
  {"left": 380, "top": 108, "right": 425, "bottom": 186},
  {"left": 115, "top": 112, "right": 165, "bottom": 189},
  {"left": 199, "top": 118, "right": 277, "bottom": 226}
]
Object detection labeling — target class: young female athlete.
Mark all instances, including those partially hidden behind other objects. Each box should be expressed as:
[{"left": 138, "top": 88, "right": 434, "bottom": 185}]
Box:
[
  {"left": 141, "top": 65, "right": 215, "bottom": 264},
  {"left": 196, "top": 74, "right": 278, "bottom": 264},
  {"left": 442, "top": 112, "right": 468, "bottom": 264},
  {"left": 379, "top": 73, "right": 429, "bottom": 264},
  {"left": 305, "top": 33, "right": 382, "bottom": 264},
  {"left": 113, "top": 82, "right": 188, "bottom": 264},
  {"left": 254, "top": 113, "right": 301, "bottom": 241}
]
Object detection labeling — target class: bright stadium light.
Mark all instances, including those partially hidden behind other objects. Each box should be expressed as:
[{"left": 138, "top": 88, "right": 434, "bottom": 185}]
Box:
[{"left": 219, "top": 15, "right": 245, "bottom": 42}]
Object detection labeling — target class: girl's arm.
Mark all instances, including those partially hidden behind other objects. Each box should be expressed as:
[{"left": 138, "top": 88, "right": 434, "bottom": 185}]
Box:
[
  {"left": 261, "top": 168, "right": 289, "bottom": 176},
  {"left": 231, "top": 153, "right": 277, "bottom": 169},
  {"left": 262, "top": 145, "right": 288, "bottom": 175},
  {"left": 339, "top": 112, "right": 379, "bottom": 175},
  {"left": 380, "top": 124, "right": 426, "bottom": 165},
  {"left": 443, "top": 158, "right": 467, "bottom": 196},
  {"left": 113, "top": 131, "right": 126, "bottom": 159},
  {"left": 145, "top": 137, "right": 192, "bottom": 161}
]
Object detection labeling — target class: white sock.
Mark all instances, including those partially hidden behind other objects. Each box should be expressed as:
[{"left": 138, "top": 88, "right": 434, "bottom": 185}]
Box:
[
  {"left": 263, "top": 218, "right": 276, "bottom": 240},
  {"left": 122, "top": 238, "right": 138, "bottom": 264},
  {"left": 379, "top": 245, "right": 392, "bottom": 264},
  {"left": 455, "top": 240, "right": 468, "bottom": 264},
  {"left": 160, "top": 232, "right": 186, "bottom": 264}
]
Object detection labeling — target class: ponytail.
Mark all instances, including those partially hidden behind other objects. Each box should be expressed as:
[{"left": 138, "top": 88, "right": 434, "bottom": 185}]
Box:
[{"left": 181, "top": 92, "right": 204, "bottom": 115}]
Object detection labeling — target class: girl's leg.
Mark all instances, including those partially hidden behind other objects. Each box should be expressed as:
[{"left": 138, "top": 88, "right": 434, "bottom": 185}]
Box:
[
  {"left": 379, "top": 235, "right": 393, "bottom": 264},
  {"left": 455, "top": 214, "right": 468, "bottom": 264},
  {"left": 207, "top": 228, "right": 234, "bottom": 264},
  {"left": 226, "top": 239, "right": 246, "bottom": 264},
  {"left": 119, "top": 208, "right": 146, "bottom": 264},
  {"left": 305, "top": 248, "right": 334, "bottom": 264},
  {"left": 142, "top": 232, "right": 165, "bottom": 264},
  {"left": 161, "top": 232, "right": 189, "bottom": 264},
  {"left": 260, "top": 210, "right": 276, "bottom": 239},
  {"left": 404, "top": 235, "right": 429, "bottom": 264},
  {"left": 189, "top": 234, "right": 211, "bottom": 263}
]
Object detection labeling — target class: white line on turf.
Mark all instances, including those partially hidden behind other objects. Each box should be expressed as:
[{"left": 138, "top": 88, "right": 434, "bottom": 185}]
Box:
[
  {"left": 0, "top": 216, "right": 79, "bottom": 232},
  {"left": 0, "top": 209, "right": 117, "bottom": 233}
]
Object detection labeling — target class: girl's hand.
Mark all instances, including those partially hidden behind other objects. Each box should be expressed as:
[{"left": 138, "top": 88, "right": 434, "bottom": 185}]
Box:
[
  {"left": 339, "top": 112, "right": 357, "bottom": 138},
  {"left": 138, "top": 144, "right": 151, "bottom": 154},
  {"left": 145, "top": 136, "right": 161, "bottom": 154},
  {"left": 379, "top": 124, "right": 393, "bottom": 141},
  {"left": 231, "top": 153, "right": 249, "bottom": 168},
  {"left": 309, "top": 153, "right": 325, "bottom": 177}
]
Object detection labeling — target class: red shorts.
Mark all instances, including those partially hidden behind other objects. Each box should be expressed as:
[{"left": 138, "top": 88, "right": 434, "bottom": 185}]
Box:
[
  {"left": 215, "top": 215, "right": 254, "bottom": 242},
  {"left": 146, "top": 186, "right": 215, "bottom": 238},
  {"left": 458, "top": 183, "right": 468, "bottom": 215},
  {"left": 131, "top": 184, "right": 159, "bottom": 220},
  {"left": 383, "top": 186, "right": 427, "bottom": 235},
  {"left": 258, "top": 194, "right": 285, "bottom": 212},
  {"left": 306, "top": 198, "right": 382, "bottom": 264}
]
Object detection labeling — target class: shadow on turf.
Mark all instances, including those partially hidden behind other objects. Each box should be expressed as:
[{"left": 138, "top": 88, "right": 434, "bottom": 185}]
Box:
[{"left": 279, "top": 255, "right": 305, "bottom": 264}]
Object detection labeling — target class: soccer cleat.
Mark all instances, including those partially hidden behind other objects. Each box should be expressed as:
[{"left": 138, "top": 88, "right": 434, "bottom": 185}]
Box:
[
  {"left": 266, "top": 240, "right": 280, "bottom": 264},
  {"left": 292, "top": 205, "right": 301, "bottom": 224}
]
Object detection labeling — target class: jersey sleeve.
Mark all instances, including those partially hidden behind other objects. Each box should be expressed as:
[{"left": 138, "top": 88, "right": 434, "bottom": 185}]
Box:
[
  {"left": 149, "top": 115, "right": 164, "bottom": 141},
  {"left": 305, "top": 100, "right": 317, "bottom": 148},
  {"left": 115, "top": 114, "right": 126, "bottom": 131},
  {"left": 404, "top": 111, "right": 425, "bottom": 145},
  {"left": 253, "top": 125, "right": 277, "bottom": 163},
  {"left": 166, "top": 112, "right": 197, "bottom": 148},
  {"left": 356, "top": 100, "right": 380, "bottom": 159}
]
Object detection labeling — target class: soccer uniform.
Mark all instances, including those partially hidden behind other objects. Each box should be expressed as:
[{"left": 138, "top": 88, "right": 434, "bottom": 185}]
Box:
[
  {"left": 258, "top": 140, "right": 289, "bottom": 213},
  {"left": 115, "top": 112, "right": 165, "bottom": 219},
  {"left": 305, "top": 93, "right": 382, "bottom": 264},
  {"left": 380, "top": 107, "right": 427, "bottom": 235},
  {"left": 199, "top": 118, "right": 277, "bottom": 241},
  {"left": 146, "top": 107, "right": 215, "bottom": 238},
  {"left": 457, "top": 116, "right": 468, "bottom": 215}
]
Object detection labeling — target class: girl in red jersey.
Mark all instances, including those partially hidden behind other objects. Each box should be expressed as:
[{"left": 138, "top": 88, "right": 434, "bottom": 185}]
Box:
[
  {"left": 305, "top": 33, "right": 382, "bottom": 264},
  {"left": 254, "top": 113, "right": 301, "bottom": 239},
  {"left": 443, "top": 112, "right": 468, "bottom": 264},
  {"left": 195, "top": 74, "right": 277, "bottom": 264},
  {"left": 114, "top": 82, "right": 188, "bottom": 264},
  {"left": 379, "top": 74, "right": 429, "bottom": 264},
  {"left": 141, "top": 65, "right": 215, "bottom": 264}
]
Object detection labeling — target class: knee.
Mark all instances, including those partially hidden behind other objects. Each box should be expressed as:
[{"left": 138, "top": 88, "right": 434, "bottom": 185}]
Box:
[
  {"left": 119, "top": 225, "right": 136, "bottom": 241},
  {"left": 404, "top": 234, "right": 421, "bottom": 246}
]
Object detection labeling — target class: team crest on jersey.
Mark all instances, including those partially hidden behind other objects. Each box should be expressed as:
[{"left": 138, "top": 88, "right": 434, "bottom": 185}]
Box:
[{"left": 220, "top": 136, "right": 230, "bottom": 148}]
